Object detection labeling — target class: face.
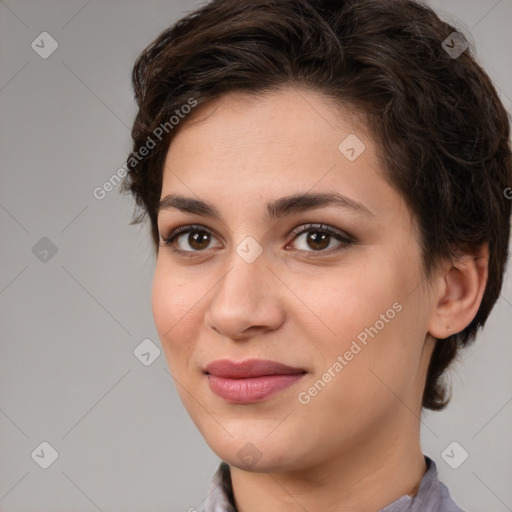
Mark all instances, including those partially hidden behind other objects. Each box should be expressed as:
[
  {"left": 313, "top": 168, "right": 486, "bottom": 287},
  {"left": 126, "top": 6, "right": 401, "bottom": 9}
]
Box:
[{"left": 152, "top": 87, "right": 437, "bottom": 473}]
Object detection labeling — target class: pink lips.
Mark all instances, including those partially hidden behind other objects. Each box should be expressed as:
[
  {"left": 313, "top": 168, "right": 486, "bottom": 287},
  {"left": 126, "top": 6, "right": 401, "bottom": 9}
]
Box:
[{"left": 204, "top": 359, "right": 306, "bottom": 404}]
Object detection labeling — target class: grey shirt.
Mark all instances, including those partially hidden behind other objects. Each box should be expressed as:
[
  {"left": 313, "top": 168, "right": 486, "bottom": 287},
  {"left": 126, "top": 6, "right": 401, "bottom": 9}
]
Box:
[{"left": 200, "top": 455, "right": 465, "bottom": 512}]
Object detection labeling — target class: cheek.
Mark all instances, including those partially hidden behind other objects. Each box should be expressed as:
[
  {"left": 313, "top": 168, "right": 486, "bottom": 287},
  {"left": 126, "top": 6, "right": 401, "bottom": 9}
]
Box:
[
  {"left": 151, "top": 266, "right": 175, "bottom": 337},
  {"left": 311, "top": 262, "right": 401, "bottom": 339},
  {"left": 307, "top": 252, "right": 424, "bottom": 386},
  {"left": 151, "top": 264, "right": 202, "bottom": 371}
]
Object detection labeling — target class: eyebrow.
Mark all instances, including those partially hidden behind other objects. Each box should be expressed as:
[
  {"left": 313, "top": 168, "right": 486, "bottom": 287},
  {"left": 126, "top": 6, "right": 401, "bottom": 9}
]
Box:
[{"left": 157, "top": 191, "right": 374, "bottom": 222}]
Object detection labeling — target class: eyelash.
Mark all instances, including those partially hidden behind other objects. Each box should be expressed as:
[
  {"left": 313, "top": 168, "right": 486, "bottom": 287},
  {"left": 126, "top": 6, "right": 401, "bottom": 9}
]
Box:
[{"left": 159, "top": 223, "right": 354, "bottom": 258}]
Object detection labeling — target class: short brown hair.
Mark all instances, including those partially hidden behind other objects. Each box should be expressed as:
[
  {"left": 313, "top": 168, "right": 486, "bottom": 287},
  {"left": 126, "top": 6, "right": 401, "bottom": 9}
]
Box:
[{"left": 121, "top": 0, "right": 512, "bottom": 410}]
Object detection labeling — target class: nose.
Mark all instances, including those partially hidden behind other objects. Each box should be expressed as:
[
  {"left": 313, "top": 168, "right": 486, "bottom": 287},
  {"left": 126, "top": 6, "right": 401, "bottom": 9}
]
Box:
[{"left": 204, "top": 249, "right": 285, "bottom": 340}]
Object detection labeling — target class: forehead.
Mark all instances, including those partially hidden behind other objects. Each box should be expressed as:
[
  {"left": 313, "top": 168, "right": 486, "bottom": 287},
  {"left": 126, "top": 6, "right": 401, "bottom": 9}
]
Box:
[
  {"left": 159, "top": 86, "right": 410, "bottom": 229},
  {"left": 166, "top": 87, "right": 371, "bottom": 161}
]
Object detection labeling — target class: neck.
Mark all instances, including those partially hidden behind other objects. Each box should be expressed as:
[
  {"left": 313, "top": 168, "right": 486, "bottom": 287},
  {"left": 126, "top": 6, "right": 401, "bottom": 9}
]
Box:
[{"left": 229, "top": 420, "right": 426, "bottom": 512}]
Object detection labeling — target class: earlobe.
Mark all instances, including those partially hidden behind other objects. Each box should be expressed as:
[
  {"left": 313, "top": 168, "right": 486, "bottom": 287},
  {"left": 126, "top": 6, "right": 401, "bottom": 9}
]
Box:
[{"left": 428, "top": 244, "right": 489, "bottom": 340}]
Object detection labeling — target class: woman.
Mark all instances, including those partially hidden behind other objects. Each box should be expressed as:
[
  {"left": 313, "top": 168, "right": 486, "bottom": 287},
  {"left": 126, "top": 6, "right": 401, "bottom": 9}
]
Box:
[{"left": 121, "top": 0, "right": 511, "bottom": 510}]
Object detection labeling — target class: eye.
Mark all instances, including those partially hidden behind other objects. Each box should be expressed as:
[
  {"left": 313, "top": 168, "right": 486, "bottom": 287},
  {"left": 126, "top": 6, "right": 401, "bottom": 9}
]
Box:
[
  {"left": 160, "top": 223, "right": 354, "bottom": 257},
  {"left": 286, "top": 223, "right": 354, "bottom": 256},
  {"left": 160, "top": 224, "right": 220, "bottom": 253}
]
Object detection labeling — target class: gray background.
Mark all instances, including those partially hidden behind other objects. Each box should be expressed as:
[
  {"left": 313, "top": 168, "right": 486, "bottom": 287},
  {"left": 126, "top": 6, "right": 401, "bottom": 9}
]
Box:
[{"left": 0, "top": 0, "right": 511, "bottom": 511}]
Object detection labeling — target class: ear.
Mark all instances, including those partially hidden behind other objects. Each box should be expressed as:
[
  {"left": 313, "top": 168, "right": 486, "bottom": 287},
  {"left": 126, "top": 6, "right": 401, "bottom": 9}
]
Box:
[{"left": 428, "top": 243, "right": 489, "bottom": 340}]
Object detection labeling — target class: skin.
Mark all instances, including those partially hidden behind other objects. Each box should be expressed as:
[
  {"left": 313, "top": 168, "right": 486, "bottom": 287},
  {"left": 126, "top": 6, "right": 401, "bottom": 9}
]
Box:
[{"left": 152, "top": 86, "right": 488, "bottom": 512}]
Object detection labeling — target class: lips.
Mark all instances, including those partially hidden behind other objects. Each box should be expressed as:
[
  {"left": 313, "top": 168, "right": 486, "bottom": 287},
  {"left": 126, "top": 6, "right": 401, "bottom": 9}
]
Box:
[
  {"left": 204, "top": 358, "right": 306, "bottom": 378},
  {"left": 204, "top": 359, "right": 307, "bottom": 403}
]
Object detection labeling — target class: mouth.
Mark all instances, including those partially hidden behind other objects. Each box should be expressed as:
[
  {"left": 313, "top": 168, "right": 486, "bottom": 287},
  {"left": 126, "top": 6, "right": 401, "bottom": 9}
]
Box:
[{"left": 204, "top": 359, "right": 307, "bottom": 404}]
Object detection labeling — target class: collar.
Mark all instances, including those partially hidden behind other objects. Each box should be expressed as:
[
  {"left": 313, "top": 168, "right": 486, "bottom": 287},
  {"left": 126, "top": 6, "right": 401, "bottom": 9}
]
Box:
[{"left": 200, "top": 455, "right": 464, "bottom": 512}]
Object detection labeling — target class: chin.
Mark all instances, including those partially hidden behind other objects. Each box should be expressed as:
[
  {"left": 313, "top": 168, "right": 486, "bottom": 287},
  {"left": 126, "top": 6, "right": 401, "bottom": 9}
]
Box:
[{"left": 202, "top": 429, "right": 306, "bottom": 472}]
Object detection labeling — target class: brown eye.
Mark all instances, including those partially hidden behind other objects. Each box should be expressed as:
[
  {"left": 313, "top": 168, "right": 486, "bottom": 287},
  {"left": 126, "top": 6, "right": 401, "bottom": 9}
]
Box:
[
  {"left": 304, "top": 231, "right": 331, "bottom": 251},
  {"left": 187, "top": 231, "right": 211, "bottom": 251},
  {"left": 160, "top": 225, "right": 221, "bottom": 252},
  {"left": 288, "top": 224, "right": 354, "bottom": 255}
]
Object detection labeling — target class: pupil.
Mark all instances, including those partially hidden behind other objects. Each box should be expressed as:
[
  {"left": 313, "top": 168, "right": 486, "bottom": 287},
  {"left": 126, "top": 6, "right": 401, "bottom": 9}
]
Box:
[
  {"left": 308, "top": 232, "right": 329, "bottom": 250},
  {"left": 190, "top": 232, "right": 210, "bottom": 250}
]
